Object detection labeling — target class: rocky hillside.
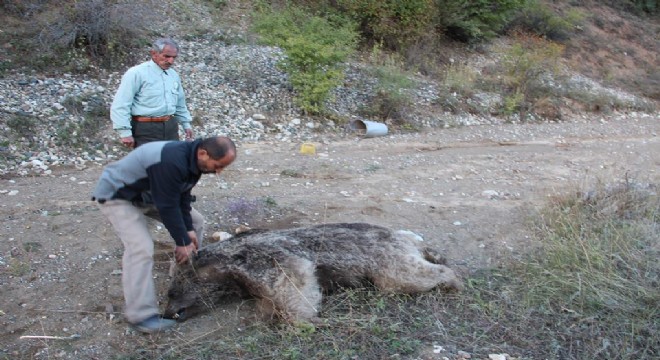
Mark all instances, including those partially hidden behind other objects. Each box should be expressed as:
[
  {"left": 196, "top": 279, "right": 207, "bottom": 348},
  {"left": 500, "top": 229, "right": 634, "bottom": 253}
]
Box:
[{"left": 0, "top": 0, "right": 657, "bottom": 177}]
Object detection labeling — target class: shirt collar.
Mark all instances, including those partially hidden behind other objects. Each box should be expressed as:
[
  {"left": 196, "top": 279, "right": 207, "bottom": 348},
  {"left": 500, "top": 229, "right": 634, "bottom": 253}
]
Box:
[
  {"left": 189, "top": 139, "right": 203, "bottom": 176},
  {"left": 148, "top": 60, "right": 168, "bottom": 75}
]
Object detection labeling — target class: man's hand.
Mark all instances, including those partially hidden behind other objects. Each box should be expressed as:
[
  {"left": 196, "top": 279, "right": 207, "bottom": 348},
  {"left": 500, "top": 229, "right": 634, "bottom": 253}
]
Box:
[
  {"left": 187, "top": 230, "right": 199, "bottom": 249},
  {"left": 174, "top": 231, "right": 199, "bottom": 264},
  {"left": 120, "top": 136, "right": 135, "bottom": 148},
  {"left": 184, "top": 128, "right": 194, "bottom": 141},
  {"left": 174, "top": 243, "right": 196, "bottom": 265}
]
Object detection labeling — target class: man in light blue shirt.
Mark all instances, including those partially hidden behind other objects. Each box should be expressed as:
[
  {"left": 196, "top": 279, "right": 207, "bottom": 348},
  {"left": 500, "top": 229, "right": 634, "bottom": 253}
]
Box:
[{"left": 110, "top": 38, "right": 195, "bottom": 148}]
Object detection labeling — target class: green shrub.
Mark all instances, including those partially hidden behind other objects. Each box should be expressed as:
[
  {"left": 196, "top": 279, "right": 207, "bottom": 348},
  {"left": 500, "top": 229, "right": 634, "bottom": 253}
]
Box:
[
  {"left": 436, "top": 0, "right": 526, "bottom": 43},
  {"left": 443, "top": 61, "right": 477, "bottom": 96},
  {"left": 6, "top": 114, "right": 39, "bottom": 145},
  {"left": 204, "top": 0, "right": 227, "bottom": 9},
  {"left": 334, "top": 0, "right": 436, "bottom": 50},
  {"left": 632, "top": 0, "right": 658, "bottom": 14},
  {"left": 602, "top": 0, "right": 658, "bottom": 15},
  {"left": 507, "top": 0, "right": 585, "bottom": 41},
  {"left": 359, "top": 44, "right": 414, "bottom": 123},
  {"left": 0, "top": 60, "right": 11, "bottom": 78},
  {"left": 494, "top": 33, "right": 564, "bottom": 119},
  {"left": 253, "top": 6, "right": 358, "bottom": 114}
]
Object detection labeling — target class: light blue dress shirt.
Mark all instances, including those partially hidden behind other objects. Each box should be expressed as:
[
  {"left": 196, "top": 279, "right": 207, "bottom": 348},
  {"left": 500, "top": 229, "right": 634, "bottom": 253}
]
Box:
[{"left": 110, "top": 60, "right": 192, "bottom": 138}]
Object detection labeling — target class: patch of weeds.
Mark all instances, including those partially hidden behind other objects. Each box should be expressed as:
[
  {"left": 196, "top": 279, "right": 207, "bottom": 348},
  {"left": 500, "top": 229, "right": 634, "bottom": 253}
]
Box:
[
  {"left": 364, "top": 163, "right": 382, "bottom": 173},
  {"left": 7, "top": 258, "right": 31, "bottom": 277},
  {"left": 441, "top": 72, "right": 499, "bottom": 115},
  {"left": 204, "top": 0, "right": 227, "bottom": 9},
  {"left": 6, "top": 113, "right": 39, "bottom": 145},
  {"left": 508, "top": 0, "right": 586, "bottom": 42},
  {"left": 153, "top": 285, "right": 451, "bottom": 358},
  {"left": 0, "top": 60, "right": 11, "bottom": 77},
  {"left": 218, "top": 57, "right": 264, "bottom": 93},
  {"left": 22, "top": 242, "right": 42, "bottom": 253},
  {"left": 360, "top": 89, "right": 412, "bottom": 125},
  {"left": 55, "top": 95, "right": 108, "bottom": 149},
  {"left": 63, "top": 94, "right": 108, "bottom": 118},
  {"left": 512, "top": 178, "right": 659, "bottom": 358},
  {"left": 359, "top": 43, "right": 415, "bottom": 125},
  {"left": 280, "top": 169, "right": 304, "bottom": 178},
  {"left": 561, "top": 86, "right": 657, "bottom": 113},
  {"left": 191, "top": 114, "right": 204, "bottom": 127},
  {"left": 488, "top": 32, "right": 564, "bottom": 120},
  {"left": 62, "top": 95, "right": 85, "bottom": 114},
  {"left": 443, "top": 61, "right": 477, "bottom": 96},
  {"left": 264, "top": 196, "right": 277, "bottom": 207}
]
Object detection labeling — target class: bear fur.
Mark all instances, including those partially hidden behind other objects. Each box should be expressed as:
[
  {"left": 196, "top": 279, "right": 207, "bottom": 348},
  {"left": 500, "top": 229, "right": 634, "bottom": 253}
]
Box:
[{"left": 164, "top": 223, "right": 462, "bottom": 323}]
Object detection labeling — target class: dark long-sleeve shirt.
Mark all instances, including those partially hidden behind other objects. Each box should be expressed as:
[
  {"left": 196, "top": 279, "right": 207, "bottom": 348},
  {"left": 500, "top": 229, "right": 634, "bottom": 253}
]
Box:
[{"left": 92, "top": 140, "right": 202, "bottom": 246}]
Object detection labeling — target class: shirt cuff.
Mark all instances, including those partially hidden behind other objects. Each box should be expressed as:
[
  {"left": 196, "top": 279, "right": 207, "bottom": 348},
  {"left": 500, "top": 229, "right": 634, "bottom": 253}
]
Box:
[{"left": 117, "top": 129, "right": 132, "bottom": 138}]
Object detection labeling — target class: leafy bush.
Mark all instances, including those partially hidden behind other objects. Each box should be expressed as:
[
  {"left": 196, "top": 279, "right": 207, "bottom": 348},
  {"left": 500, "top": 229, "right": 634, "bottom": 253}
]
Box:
[
  {"left": 493, "top": 33, "right": 564, "bottom": 119},
  {"left": 633, "top": 0, "right": 659, "bottom": 14},
  {"left": 359, "top": 44, "right": 414, "bottom": 123},
  {"left": 602, "top": 0, "right": 658, "bottom": 15},
  {"left": 436, "top": 0, "right": 526, "bottom": 43},
  {"left": 253, "top": 6, "right": 358, "bottom": 114},
  {"left": 435, "top": 60, "right": 492, "bottom": 116},
  {"left": 293, "top": 0, "right": 525, "bottom": 46},
  {"left": 442, "top": 61, "right": 477, "bottom": 96},
  {"left": 507, "top": 0, "right": 585, "bottom": 41},
  {"left": 334, "top": 0, "right": 436, "bottom": 50}
]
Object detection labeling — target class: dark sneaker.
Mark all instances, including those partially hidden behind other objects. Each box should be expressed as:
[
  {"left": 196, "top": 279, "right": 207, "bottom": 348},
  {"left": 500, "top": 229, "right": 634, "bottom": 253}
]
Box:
[{"left": 130, "top": 315, "right": 176, "bottom": 334}]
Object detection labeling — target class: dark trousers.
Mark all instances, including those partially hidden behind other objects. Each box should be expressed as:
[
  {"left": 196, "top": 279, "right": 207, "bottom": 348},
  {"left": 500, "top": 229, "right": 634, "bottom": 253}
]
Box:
[{"left": 131, "top": 118, "right": 179, "bottom": 147}]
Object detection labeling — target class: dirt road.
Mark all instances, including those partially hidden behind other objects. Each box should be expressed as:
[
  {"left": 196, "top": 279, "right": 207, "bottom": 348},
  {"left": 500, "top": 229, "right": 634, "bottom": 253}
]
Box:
[{"left": 0, "top": 112, "right": 658, "bottom": 358}]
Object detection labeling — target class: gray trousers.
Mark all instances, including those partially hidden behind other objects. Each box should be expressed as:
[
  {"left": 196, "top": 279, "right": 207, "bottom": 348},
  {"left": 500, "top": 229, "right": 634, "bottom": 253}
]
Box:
[{"left": 99, "top": 199, "right": 204, "bottom": 323}]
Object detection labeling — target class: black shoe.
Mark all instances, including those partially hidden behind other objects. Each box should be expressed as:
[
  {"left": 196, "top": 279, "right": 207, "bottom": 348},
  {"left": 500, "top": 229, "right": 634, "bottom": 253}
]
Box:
[{"left": 130, "top": 315, "right": 176, "bottom": 334}]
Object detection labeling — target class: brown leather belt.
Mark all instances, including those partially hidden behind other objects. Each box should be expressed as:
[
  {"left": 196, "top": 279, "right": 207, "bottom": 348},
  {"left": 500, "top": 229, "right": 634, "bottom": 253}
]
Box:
[{"left": 131, "top": 115, "right": 173, "bottom": 122}]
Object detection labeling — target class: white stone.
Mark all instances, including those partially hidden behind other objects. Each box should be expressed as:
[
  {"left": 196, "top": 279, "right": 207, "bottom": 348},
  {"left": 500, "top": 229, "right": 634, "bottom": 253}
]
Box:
[
  {"left": 488, "top": 354, "right": 508, "bottom": 360},
  {"left": 482, "top": 190, "right": 499, "bottom": 199}
]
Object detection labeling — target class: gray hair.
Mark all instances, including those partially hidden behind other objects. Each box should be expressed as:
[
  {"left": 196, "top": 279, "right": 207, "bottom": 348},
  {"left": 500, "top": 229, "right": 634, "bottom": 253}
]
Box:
[{"left": 152, "top": 38, "right": 180, "bottom": 53}]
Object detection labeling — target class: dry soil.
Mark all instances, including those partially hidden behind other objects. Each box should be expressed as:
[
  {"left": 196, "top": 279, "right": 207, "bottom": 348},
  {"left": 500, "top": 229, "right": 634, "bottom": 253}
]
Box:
[{"left": 0, "top": 112, "right": 658, "bottom": 358}]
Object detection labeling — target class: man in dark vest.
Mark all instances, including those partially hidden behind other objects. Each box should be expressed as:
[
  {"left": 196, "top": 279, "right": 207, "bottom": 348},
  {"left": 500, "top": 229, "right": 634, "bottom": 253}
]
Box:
[{"left": 92, "top": 136, "right": 236, "bottom": 333}]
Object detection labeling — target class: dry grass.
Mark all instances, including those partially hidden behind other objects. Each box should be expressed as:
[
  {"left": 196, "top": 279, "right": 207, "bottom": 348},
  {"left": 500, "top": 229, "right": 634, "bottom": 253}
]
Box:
[{"left": 113, "top": 178, "right": 658, "bottom": 360}]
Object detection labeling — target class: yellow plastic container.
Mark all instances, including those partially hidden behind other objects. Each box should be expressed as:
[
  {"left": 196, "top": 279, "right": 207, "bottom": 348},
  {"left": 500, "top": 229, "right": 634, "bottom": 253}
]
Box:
[{"left": 299, "top": 142, "right": 316, "bottom": 155}]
